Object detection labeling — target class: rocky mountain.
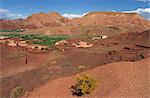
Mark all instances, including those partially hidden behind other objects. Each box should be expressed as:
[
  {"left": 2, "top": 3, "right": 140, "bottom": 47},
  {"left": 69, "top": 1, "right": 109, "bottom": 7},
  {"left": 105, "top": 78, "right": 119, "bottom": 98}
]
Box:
[
  {"left": 0, "top": 12, "right": 150, "bottom": 31},
  {"left": 69, "top": 12, "right": 150, "bottom": 29},
  {"left": 0, "top": 19, "right": 24, "bottom": 30},
  {"left": 25, "top": 12, "right": 68, "bottom": 28},
  {"left": 0, "top": 12, "right": 68, "bottom": 30}
]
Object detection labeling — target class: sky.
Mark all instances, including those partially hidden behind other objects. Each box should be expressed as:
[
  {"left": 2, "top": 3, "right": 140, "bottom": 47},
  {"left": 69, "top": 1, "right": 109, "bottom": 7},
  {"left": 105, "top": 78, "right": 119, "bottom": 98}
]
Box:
[{"left": 0, "top": 0, "right": 150, "bottom": 20}]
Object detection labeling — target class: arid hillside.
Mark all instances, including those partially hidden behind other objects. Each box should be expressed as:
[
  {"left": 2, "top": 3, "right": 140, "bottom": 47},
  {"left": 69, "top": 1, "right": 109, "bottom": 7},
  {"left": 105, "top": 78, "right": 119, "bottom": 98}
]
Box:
[
  {"left": 0, "top": 30, "right": 149, "bottom": 98},
  {"left": 0, "top": 19, "right": 25, "bottom": 30},
  {"left": 70, "top": 12, "right": 150, "bottom": 28},
  {"left": 23, "top": 57, "right": 150, "bottom": 98},
  {"left": 0, "top": 12, "right": 150, "bottom": 33},
  {"left": 0, "top": 11, "right": 150, "bottom": 98},
  {"left": 24, "top": 12, "right": 68, "bottom": 28},
  {"left": 0, "top": 12, "right": 68, "bottom": 30}
]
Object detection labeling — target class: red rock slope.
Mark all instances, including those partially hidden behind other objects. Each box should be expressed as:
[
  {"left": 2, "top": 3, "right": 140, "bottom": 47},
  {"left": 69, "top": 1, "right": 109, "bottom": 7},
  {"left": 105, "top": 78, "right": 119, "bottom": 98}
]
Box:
[
  {"left": 0, "top": 12, "right": 150, "bottom": 31},
  {"left": 23, "top": 58, "right": 150, "bottom": 98},
  {"left": 69, "top": 12, "right": 150, "bottom": 29},
  {"left": 0, "top": 12, "right": 68, "bottom": 30},
  {"left": 25, "top": 12, "right": 68, "bottom": 28}
]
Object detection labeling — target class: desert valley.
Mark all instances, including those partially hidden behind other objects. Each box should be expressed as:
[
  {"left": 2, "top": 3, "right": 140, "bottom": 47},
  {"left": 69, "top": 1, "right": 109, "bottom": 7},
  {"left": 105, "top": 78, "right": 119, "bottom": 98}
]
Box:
[{"left": 0, "top": 11, "right": 150, "bottom": 98}]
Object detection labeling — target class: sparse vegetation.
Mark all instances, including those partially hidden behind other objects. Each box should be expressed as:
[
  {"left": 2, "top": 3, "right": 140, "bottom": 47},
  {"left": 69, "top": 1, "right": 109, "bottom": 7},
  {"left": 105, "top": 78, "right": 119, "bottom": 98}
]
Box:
[
  {"left": 62, "top": 63, "right": 70, "bottom": 67},
  {"left": 10, "top": 86, "right": 25, "bottom": 98},
  {"left": 140, "top": 54, "right": 145, "bottom": 59},
  {"left": 108, "top": 26, "right": 120, "bottom": 30},
  {"left": 43, "top": 72, "right": 53, "bottom": 81},
  {"left": 61, "top": 63, "right": 72, "bottom": 68},
  {"left": 70, "top": 74, "right": 98, "bottom": 96}
]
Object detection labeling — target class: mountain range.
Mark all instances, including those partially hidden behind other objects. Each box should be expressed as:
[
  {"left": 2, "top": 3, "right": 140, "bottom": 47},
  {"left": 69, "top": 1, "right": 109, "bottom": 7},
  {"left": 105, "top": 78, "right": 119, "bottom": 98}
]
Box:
[{"left": 0, "top": 12, "right": 150, "bottom": 34}]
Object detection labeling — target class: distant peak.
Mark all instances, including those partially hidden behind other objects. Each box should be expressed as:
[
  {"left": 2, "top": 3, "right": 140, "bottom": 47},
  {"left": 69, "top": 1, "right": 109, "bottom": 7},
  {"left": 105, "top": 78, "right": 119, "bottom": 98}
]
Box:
[
  {"left": 27, "top": 12, "right": 48, "bottom": 19},
  {"left": 84, "top": 11, "right": 138, "bottom": 17},
  {"left": 49, "top": 12, "right": 59, "bottom": 14},
  {"left": 48, "top": 12, "right": 60, "bottom": 15},
  {"left": 33, "top": 12, "right": 47, "bottom": 16}
]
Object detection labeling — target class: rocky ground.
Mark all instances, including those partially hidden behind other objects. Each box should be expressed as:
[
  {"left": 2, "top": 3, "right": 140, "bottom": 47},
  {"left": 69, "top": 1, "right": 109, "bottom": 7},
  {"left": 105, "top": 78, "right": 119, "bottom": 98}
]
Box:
[{"left": 0, "top": 30, "right": 150, "bottom": 98}]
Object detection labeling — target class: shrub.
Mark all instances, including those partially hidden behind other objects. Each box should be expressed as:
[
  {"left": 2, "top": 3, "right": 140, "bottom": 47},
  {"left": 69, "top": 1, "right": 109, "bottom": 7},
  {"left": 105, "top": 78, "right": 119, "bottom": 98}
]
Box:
[
  {"left": 70, "top": 74, "right": 97, "bottom": 96},
  {"left": 10, "top": 86, "right": 25, "bottom": 98},
  {"left": 140, "top": 54, "right": 144, "bottom": 59},
  {"left": 108, "top": 26, "right": 120, "bottom": 30}
]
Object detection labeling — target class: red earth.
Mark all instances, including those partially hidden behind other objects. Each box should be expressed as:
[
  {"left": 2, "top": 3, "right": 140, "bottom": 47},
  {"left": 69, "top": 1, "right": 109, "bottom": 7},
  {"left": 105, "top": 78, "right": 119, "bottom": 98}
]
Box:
[
  {"left": 23, "top": 57, "right": 150, "bottom": 98},
  {"left": 0, "top": 30, "right": 150, "bottom": 98}
]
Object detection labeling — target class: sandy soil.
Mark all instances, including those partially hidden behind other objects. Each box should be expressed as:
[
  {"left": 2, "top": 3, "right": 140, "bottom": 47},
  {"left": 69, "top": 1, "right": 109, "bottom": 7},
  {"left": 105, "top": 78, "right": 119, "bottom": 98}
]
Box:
[{"left": 24, "top": 57, "right": 150, "bottom": 98}]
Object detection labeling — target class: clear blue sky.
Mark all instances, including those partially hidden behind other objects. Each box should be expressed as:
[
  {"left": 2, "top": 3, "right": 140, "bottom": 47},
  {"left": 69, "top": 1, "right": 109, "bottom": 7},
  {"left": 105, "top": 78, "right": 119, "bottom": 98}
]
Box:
[{"left": 0, "top": 0, "right": 150, "bottom": 19}]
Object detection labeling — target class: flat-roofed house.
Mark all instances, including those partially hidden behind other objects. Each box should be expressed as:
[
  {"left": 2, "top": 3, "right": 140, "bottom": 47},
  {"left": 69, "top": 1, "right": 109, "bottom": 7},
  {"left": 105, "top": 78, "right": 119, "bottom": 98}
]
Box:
[{"left": 75, "top": 41, "right": 93, "bottom": 48}]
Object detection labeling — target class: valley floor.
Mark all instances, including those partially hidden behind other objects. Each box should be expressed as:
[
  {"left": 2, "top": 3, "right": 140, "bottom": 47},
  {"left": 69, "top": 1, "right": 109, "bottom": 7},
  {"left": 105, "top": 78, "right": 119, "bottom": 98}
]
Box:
[{"left": 0, "top": 30, "right": 150, "bottom": 98}]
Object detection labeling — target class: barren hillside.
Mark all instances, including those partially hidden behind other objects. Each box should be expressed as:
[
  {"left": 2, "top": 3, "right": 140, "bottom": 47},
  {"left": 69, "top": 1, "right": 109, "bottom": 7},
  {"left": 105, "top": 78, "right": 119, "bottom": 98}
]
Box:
[
  {"left": 70, "top": 12, "right": 150, "bottom": 28},
  {"left": 23, "top": 58, "right": 150, "bottom": 98},
  {"left": 0, "top": 12, "right": 150, "bottom": 33},
  {"left": 0, "top": 12, "right": 68, "bottom": 30}
]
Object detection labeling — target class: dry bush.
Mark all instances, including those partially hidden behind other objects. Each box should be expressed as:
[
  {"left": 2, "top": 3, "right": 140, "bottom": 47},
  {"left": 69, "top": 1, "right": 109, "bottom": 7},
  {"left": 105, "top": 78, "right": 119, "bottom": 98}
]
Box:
[
  {"left": 70, "top": 74, "right": 97, "bottom": 96},
  {"left": 10, "top": 86, "right": 25, "bottom": 98}
]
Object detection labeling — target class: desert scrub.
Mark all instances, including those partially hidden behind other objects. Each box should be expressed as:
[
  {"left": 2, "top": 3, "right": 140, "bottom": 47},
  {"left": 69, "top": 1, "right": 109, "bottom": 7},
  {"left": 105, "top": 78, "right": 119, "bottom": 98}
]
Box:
[
  {"left": 10, "top": 86, "right": 25, "bottom": 98},
  {"left": 70, "top": 74, "right": 98, "bottom": 96},
  {"left": 107, "top": 26, "right": 120, "bottom": 30}
]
